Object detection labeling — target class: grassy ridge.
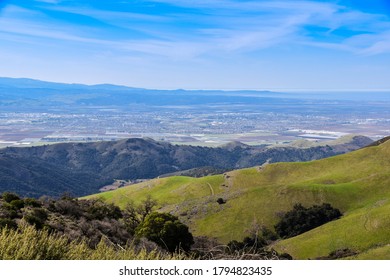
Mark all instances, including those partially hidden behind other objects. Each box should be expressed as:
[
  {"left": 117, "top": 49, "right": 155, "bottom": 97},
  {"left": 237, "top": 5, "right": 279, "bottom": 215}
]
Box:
[{"left": 87, "top": 140, "right": 390, "bottom": 259}]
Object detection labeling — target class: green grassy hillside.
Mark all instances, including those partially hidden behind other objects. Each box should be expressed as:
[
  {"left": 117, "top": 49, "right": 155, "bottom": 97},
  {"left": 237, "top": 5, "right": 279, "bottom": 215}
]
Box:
[
  {"left": 86, "top": 139, "right": 390, "bottom": 259},
  {"left": 273, "top": 200, "right": 390, "bottom": 259}
]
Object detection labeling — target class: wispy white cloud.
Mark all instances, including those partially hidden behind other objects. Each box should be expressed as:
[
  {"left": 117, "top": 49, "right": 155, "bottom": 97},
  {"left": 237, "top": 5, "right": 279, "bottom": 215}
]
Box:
[
  {"left": 1, "top": 0, "right": 390, "bottom": 60},
  {"left": 147, "top": 0, "right": 337, "bottom": 15},
  {"left": 44, "top": 4, "right": 169, "bottom": 24},
  {"left": 361, "top": 40, "right": 390, "bottom": 55},
  {"left": 143, "top": 0, "right": 390, "bottom": 55},
  {"left": 353, "top": 31, "right": 390, "bottom": 55}
]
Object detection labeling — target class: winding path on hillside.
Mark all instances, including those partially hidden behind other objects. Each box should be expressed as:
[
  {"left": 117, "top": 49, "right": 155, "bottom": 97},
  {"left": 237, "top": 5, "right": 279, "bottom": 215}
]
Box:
[{"left": 207, "top": 182, "right": 215, "bottom": 196}]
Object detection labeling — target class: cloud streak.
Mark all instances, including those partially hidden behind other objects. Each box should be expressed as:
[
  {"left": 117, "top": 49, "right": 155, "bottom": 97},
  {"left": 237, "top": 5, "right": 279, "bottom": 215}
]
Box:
[
  {"left": 2, "top": 0, "right": 389, "bottom": 59},
  {"left": 1, "top": 0, "right": 390, "bottom": 89},
  {"left": 142, "top": 0, "right": 390, "bottom": 55}
]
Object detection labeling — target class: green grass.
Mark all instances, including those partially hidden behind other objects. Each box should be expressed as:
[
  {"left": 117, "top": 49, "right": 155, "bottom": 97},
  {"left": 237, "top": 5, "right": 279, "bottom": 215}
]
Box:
[
  {"left": 87, "top": 175, "right": 225, "bottom": 208},
  {"left": 273, "top": 199, "right": 390, "bottom": 259},
  {"left": 86, "top": 140, "right": 390, "bottom": 259}
]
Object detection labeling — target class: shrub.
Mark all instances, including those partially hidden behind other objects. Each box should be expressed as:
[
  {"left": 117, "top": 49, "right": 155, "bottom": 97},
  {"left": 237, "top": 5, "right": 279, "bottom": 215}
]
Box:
[
  {"left": 216, "top": 198, "right": 226, "bottom": 204},
  {"left": 227, "top": 236, "right": 267, "bottom": 253},
  {"left": 24, "top": 208, "right": 48, "bottom": 229},
  {"left": 190, "top": 235, "right": 222, "bottom": 258},
  {"left": 274, "top": 203, "right": 342, "bottom": 238},
  {"left": 136, "top": 212, "right": 194, "bottom": 253},
  {"left": 0, "top": 202, "right": 19, "bottom": 219},
  {"left": 53, "top": 198, "right": 82, "bottom": 218},
  {"left": 10, "top": 199, "right": 25, "bottom": 210},
  {"left": 24, "top": 198, "right": 42, "bottom": 207},
  {"left": 123, "top": 195, "right": 157, "bottom": 235},
  {"left": 85, "top": 199, "right": 122, "bottom": 220},
  {"left": 245, "top": 223, "right": 278, "bottom": 244},
  {"left": 1, "top": 192, "right": 21, "bottom": 203},
  {"left": 259, "top": 226, "right": 278, "bottom": 242},
  {"left": 0, "top": 218, "right": 17, "bottom": 230}
]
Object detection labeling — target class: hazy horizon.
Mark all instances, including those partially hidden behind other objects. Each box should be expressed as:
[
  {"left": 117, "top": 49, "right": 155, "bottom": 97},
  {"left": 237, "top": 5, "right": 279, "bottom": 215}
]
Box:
[{"left": 1, "top": 76, "right": 390, "bottom": 94}]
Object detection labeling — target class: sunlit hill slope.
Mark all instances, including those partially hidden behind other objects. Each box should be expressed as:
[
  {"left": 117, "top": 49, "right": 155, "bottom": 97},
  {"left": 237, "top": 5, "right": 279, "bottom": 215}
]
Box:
[{"left": 86, "top": 139, "right": 390, "bottom": 259}]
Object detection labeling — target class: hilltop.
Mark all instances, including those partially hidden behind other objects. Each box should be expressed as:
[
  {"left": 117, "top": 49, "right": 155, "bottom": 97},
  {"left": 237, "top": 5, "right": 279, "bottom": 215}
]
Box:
[
  {"left": 0, "top": 135, "right": 372, "bottom": 198},
  {"left": 87, "top": 137, "right": 390, "bottom": 259}
]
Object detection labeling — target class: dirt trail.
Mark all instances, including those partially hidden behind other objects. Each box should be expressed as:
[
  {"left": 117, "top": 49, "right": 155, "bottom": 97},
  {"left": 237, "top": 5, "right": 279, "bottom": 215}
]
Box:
[{"left": 207, "top": 182, "right": 215, "bottom": 196}]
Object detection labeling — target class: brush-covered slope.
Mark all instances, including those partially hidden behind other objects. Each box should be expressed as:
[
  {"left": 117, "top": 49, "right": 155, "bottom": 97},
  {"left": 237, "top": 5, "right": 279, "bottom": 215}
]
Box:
[{"left": 87, "top": 138, "right": 390, "bottom": 259}]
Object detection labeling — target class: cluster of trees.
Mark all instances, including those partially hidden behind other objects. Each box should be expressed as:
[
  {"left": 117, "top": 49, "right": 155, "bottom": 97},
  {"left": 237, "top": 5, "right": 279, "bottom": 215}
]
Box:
[
  {"left": 218, "top": 203, "right": 342, "bottom": 259},
  {"left": 274, "top": 203, "right": 342, "bottom": 238},
  {"left": 122, "top": 196, "right": 194, "bottom": 252}
]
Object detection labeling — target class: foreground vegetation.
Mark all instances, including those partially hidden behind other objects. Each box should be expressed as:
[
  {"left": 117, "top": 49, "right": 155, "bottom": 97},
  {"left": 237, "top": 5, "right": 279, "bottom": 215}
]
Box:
[
  {"left": 0, "top": 192, "right": 195, "bottom": 256},
  {"left": 0, "top": 192, "right": 290, "bottom": 260},
  {"left": 0, "top": 223, "right": 182, "bottom": 260}
]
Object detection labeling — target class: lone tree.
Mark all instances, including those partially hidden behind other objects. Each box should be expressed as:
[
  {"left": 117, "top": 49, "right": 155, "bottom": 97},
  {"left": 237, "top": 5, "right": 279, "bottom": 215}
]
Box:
[
  {"left": 136, "top": 212, "right": 194, "bottom": 253},
  {"left": 122, "top": 195, "right": 157, "bottom": 235}
]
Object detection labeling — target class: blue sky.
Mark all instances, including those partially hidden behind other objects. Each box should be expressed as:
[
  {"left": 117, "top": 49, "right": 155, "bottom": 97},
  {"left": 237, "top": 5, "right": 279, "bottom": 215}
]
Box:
[{"left": 0, "top": 0, "right": 390, "bottom": 90}]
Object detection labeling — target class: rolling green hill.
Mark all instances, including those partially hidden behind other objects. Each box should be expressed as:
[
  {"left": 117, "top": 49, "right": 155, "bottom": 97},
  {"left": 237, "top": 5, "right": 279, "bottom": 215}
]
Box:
[{"left": 86, "top": 138, "right": 390, "bottom": 259}]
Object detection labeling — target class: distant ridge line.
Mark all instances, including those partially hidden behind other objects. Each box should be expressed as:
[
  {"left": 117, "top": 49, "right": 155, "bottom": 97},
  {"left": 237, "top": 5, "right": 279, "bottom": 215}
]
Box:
[{"left": 364, "top": 136, "right": 390, "bottom": 148}]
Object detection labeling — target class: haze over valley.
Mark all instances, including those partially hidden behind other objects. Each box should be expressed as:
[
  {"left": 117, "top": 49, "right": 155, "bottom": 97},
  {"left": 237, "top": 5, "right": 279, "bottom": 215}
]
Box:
[{"left": 1, "top": 78, "right": 388, "bottom": 148}]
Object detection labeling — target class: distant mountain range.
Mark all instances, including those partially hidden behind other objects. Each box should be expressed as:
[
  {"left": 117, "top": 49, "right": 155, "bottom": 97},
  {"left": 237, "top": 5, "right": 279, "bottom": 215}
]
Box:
[
  {"left": 1, "top": 77, "right": 390, "bottom": 107},
  {"left": 0, "top": 77, "right": 291, "bottom": 108},
  {"left": 0, "top": 135, "right": 373, "bottom": 198}
]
